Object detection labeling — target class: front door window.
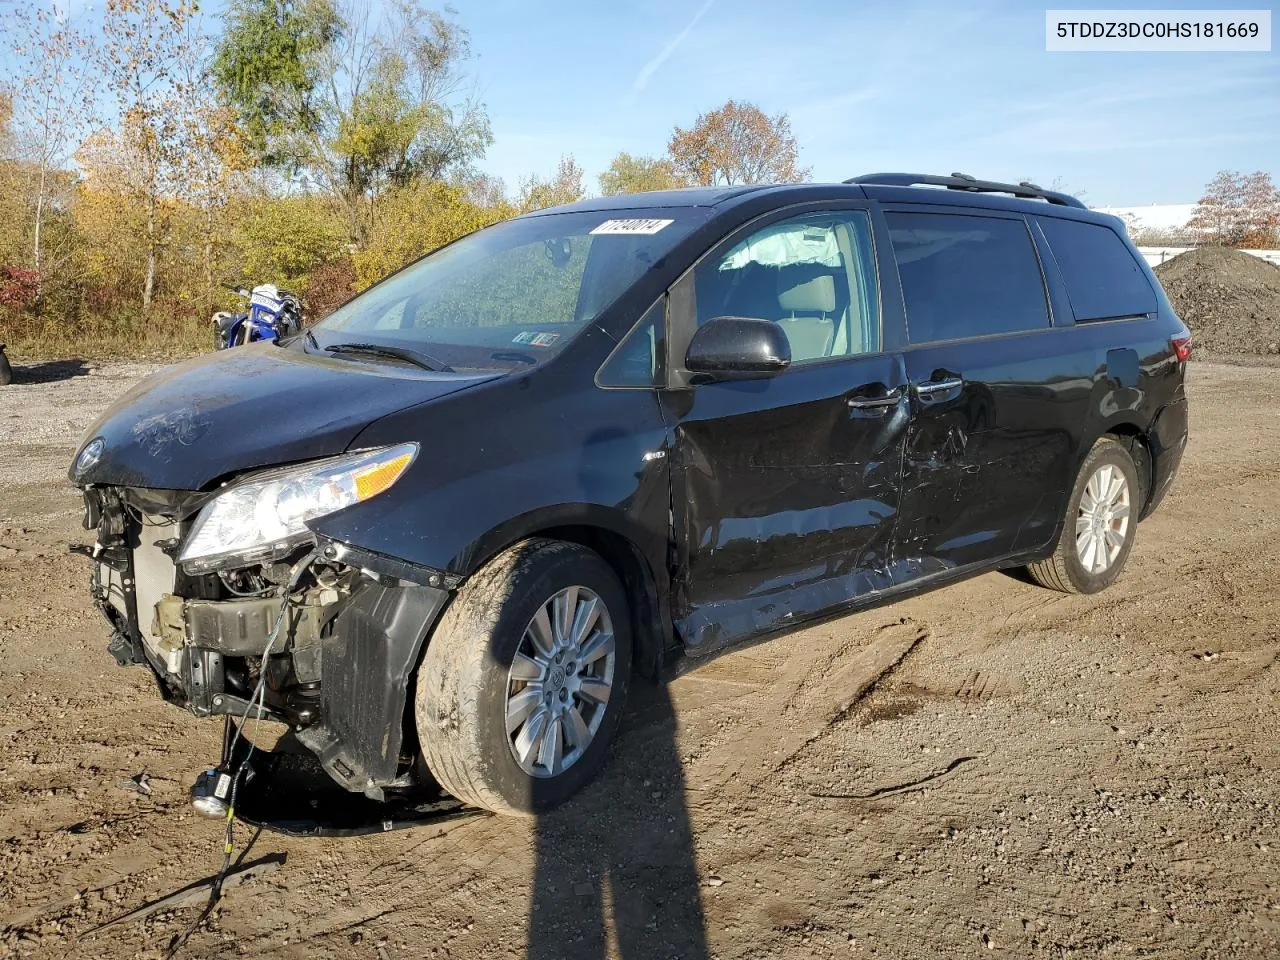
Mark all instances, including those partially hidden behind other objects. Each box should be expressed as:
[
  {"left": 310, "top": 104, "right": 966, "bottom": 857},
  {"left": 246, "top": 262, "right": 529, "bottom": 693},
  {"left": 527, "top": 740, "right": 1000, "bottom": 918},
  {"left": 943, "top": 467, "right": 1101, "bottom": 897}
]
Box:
[{"left": 694, "top": 211, "right": 881, "bottom": 365}]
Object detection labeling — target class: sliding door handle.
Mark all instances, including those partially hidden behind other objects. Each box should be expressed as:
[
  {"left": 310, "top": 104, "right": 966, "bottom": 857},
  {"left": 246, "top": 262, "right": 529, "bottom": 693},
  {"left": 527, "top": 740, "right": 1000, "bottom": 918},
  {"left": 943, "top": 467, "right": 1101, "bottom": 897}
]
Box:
[{"left": 914, "top": 377, "right": 964, "bottom": 395}]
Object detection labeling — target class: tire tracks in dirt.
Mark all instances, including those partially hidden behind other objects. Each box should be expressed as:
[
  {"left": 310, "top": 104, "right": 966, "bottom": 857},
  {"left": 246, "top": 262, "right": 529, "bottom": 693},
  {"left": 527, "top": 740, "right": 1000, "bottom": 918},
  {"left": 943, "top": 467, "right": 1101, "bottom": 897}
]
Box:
[{"left": 677, "top": 618, "right": 930, "bottom": 800}]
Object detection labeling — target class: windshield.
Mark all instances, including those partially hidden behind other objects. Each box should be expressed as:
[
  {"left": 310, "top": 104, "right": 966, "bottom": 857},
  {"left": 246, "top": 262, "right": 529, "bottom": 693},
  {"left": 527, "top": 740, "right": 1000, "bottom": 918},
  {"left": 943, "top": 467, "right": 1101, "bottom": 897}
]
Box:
[{"left": 313, "top": 209, "right": 706, "bottom": 371}]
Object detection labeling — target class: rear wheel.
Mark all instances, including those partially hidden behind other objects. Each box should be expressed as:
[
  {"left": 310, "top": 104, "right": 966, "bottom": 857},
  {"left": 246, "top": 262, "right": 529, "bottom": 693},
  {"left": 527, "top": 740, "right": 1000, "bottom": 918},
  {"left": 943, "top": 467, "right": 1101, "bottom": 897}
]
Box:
[
  {"left": 415, "top": 539, "right": 631, "bottom": 815},
  {"left": 1025, "top": 437, "right": 1140, "bottom": 594}
]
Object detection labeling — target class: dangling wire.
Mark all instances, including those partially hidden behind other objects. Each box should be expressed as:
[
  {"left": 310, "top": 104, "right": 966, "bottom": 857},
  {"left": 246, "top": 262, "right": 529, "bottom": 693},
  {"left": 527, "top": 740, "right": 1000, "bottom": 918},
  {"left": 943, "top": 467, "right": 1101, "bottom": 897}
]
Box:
[{"left": 162, "top": 546, "right": 321, "bottom": 959}]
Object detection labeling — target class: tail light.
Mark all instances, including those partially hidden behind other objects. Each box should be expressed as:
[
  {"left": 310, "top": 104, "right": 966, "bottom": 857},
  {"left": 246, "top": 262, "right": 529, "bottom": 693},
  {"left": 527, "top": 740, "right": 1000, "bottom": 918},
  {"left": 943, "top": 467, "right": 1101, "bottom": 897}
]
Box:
[{"left": 1171, "top": 336, "right": 1192, "bottom": 362}]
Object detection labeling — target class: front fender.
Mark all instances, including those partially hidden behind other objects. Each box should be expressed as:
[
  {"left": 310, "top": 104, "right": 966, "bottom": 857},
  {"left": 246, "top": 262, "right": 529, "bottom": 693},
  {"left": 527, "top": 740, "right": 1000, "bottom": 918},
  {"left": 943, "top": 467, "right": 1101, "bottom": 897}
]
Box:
[{"left": 309, "top": 368, "right": 672, "bottom": 582}]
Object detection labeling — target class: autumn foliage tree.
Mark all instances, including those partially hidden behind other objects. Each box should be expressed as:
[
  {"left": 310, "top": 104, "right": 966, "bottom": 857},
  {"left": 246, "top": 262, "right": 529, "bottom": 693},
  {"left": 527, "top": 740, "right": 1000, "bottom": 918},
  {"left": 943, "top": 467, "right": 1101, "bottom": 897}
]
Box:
[
  {"left": 1188, "top": 170, "right": 1280, "bottom": 248},
  {"left": 97, "top": 0, "right": 204, "bottom": 314},
  {"left": 518, "top": 156, "right": 586, "bottom": 212},
  {"left": 2, "top": 5, "right": 95, "bottom": 311},
  {"left": 668, "top": 100, "right": 808, "bottom": 187}
]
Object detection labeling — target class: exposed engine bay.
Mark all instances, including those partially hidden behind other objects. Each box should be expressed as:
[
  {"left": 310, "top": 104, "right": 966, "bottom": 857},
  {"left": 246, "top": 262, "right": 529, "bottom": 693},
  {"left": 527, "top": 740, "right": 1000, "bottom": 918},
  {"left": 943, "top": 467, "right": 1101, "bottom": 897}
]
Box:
[{"left": 76, "top": 484, "right": 457, "bottom": 802}]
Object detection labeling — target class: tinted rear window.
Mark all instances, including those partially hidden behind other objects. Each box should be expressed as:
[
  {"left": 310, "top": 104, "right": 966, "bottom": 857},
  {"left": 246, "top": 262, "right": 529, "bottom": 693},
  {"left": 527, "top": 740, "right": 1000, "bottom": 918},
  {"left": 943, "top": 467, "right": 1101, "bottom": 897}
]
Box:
[
  {"left": 886, "top": 212, "right": 1049, "bottom": 343},
  {"left": 1038, "top": 217, "right": 1155, "bottom": 321}
]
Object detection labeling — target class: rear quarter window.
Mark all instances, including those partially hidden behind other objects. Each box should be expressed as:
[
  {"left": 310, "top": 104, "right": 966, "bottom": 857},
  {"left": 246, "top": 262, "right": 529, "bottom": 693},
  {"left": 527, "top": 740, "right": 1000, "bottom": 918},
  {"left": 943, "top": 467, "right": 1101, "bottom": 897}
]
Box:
[
  {"left": 885, "top": 211, "right": 1049, "bottom": 344},
  {"left": 1038, "top": 217, "right": 1156, "bottom": 321}
]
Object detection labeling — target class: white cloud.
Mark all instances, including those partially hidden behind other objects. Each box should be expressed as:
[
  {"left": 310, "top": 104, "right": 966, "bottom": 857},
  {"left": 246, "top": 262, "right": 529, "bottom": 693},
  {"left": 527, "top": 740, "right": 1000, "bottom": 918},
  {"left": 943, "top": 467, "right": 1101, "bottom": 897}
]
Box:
[{"left": 633, "top": 0, "right": 717, "bottom": 92}]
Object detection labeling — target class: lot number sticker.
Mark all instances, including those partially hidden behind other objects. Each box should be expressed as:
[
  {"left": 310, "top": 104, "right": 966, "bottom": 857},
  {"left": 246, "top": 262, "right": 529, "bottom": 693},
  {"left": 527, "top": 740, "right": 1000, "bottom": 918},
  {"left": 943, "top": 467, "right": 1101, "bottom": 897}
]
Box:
[{"left": 590, "top": 218, "right": 674, "bottom": 236}]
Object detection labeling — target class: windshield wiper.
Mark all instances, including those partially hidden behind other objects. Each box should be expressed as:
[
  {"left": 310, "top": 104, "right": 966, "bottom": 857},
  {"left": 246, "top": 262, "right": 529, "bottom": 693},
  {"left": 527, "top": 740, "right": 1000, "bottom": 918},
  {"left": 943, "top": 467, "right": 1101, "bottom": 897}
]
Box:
[
  {"left": 325, "top": 341, "right": 454, "bottom": 373},
  {"left": 489, "top": 351, "right": 538, "bottom": 366}
]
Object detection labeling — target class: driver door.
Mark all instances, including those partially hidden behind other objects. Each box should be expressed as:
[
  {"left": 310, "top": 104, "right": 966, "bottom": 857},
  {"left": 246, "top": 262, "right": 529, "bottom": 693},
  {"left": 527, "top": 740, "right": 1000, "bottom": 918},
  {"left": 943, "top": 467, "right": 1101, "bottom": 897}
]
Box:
[{"left": 662, "top": 206, "right": 910, "bottom": 656}]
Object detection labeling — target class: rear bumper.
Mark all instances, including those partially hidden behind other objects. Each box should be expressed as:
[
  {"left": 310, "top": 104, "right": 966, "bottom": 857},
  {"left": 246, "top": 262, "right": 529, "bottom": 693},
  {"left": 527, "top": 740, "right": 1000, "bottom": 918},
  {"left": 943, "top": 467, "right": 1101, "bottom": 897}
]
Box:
[{"left": 1143, "top": 397, "right": 1188, "bottom": 518}]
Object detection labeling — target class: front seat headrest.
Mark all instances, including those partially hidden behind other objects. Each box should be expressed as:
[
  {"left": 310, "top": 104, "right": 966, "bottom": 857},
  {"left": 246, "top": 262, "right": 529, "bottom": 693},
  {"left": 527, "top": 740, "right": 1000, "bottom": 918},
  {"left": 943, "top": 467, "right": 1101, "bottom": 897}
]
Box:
[{"left": 777, "top": 274, "right": 836, "bottom": 315}]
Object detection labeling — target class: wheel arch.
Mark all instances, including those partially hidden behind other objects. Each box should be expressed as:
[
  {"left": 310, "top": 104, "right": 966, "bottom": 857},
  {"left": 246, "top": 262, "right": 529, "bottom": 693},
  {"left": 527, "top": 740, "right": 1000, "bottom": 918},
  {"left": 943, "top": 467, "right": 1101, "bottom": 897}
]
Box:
[
  {"left": 1099, "top": 422, "right": 1154, "bottom": 517},
  {"left": 446, "top": 505, "right": 674, "bottom": 683}
]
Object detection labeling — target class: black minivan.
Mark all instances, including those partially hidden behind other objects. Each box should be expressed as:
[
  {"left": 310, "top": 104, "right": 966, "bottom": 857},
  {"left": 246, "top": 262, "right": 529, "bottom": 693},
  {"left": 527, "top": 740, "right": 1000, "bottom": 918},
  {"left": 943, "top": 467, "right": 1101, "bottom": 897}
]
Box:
[{"left": 72, "top": 173, "right": 1190, "bottom": 816}]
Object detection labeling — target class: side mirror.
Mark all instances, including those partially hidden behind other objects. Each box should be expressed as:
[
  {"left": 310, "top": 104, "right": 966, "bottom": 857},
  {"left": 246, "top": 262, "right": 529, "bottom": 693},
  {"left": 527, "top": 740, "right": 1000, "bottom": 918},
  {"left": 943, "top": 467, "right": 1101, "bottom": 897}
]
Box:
[{"left": 685, "top": 316, "right": 790, "bottom": 382}]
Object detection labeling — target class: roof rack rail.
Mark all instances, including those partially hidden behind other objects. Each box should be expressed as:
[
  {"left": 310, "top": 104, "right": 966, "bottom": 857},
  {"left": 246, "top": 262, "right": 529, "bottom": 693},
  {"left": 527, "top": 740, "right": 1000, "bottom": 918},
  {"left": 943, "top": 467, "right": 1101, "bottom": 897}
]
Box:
[{"left": 845, "top": 172, "right": 1087, "bottom": 209}]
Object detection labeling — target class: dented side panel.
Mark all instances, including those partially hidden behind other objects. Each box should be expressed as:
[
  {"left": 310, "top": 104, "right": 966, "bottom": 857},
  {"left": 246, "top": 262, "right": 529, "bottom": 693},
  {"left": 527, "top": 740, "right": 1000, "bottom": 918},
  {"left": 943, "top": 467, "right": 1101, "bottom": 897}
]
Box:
[
  {"left": 895, "top": 319, "right": 1183, "bottom": 572},
  {"left": 666, "top": 353, "right": 910, "bottom": 654}
]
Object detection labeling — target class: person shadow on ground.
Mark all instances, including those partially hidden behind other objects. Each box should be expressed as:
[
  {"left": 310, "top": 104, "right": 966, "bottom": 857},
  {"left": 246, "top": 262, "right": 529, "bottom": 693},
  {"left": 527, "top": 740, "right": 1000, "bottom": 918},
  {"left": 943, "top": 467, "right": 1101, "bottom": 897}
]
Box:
[{"left": 527, "top": 681, "right": 710, "bottom": 960}]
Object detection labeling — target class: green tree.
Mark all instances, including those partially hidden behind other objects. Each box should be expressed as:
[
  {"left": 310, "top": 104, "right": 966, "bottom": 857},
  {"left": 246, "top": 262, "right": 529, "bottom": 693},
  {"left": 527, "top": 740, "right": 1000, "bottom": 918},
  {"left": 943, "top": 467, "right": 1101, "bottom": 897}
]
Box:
[
  {"left": 213, "top": 0, "right": 492, "bottom": 247},
  {"left": 599, "top": 152, "right": 686, "bottom": 195},
  {"left": 353, "top": 180, "right": 500, "bottom": 287},
  {"left": 212, "top": 0, "right": 342, "bottom": 169}
]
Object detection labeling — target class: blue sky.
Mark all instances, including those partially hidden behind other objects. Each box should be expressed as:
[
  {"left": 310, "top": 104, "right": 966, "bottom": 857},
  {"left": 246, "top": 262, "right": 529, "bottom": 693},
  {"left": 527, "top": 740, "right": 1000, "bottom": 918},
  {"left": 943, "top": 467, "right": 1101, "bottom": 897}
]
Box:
[{"left": 461, "top": 0, "right": 1278, "bottom": 205}]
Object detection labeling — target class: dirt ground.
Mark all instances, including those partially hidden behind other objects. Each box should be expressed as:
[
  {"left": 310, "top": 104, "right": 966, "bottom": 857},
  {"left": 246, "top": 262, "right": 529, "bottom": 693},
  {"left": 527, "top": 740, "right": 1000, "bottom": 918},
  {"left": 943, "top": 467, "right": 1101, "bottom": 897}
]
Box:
[
  {"left": 1154, "top": 248, "right": 1280, "bottom": 357},
  {"left": 1, "top": 360, "right": 1278, "bottom": 960}
]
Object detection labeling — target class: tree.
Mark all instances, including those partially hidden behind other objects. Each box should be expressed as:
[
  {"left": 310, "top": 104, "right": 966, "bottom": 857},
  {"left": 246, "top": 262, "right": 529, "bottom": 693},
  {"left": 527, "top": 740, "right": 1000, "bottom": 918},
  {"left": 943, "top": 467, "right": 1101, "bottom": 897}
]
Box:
[
  {"left": 1188, "top": 170, "right": 1280, "bottom": 248},
  {"left": 518, "top": 155, "right": 585, "bottom": 212},
  {"left": 234, "top": 194, "right": 348, "bottom": 288},
  {"left": 97, "top": 0, "right": 202, "bottom": 313},
  {"left": 598, "top": 152, "right": 686, "bottom": 196},
  {"left": 1, "top": 5, "right": 95, "bottom": 311},
  {"left": 353, "top": 180, "right": 498, "bottom": 287},
  {"left": 668, "top": 100, "right": 808, "bottom": 187},
  {"left": 213, "top": 0, "right": 492, "bottom": 246},
  {"left": 211, "top": 0, "right": 342, "bottom": 170},
  {"left": 173, "top": 45, "right": 254, "bottom": 301}
]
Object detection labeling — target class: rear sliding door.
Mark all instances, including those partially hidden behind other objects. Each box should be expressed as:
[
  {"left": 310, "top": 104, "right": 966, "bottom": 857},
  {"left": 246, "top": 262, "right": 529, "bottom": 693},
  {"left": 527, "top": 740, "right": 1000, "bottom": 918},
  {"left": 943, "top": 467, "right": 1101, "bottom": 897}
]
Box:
[{"left": 884, "top": 208, "right": 1088, "bottom": 574}]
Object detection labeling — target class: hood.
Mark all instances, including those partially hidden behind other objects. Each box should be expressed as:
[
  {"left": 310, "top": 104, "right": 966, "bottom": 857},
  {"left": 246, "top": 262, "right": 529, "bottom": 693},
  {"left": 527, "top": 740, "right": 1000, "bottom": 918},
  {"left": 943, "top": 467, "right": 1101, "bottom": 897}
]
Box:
[{"left": 71, "top": 344, "right": 500, "bottom": 491}]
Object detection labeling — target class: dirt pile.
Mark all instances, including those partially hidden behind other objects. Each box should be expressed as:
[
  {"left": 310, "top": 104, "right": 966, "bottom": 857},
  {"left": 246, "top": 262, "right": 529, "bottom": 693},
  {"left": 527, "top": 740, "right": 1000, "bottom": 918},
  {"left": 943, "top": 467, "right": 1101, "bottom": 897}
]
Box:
[{"left": 1153, "top": 246, "right": 1280, "bottom": 355}]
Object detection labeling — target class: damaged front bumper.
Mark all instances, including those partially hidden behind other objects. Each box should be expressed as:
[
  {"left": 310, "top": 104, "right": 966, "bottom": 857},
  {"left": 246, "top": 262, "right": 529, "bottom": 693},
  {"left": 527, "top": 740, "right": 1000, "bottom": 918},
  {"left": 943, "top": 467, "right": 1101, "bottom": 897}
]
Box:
[{"left": 76, "top": 485, "right": 458, "bottom": 800}]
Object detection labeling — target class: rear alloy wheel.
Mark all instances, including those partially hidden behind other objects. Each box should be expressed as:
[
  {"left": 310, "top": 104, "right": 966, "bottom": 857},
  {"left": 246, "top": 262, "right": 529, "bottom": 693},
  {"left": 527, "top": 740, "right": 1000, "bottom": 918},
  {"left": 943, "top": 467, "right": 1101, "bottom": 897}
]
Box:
[
  {"left": 1074, "top": 463, "right": 1131, "bottom": 575},
  {"left": 1025, "top": 437, "right": 1141, "bottom": 594},
  {"left": 416, "top": 539, "right": 631, "bottom": 815}
]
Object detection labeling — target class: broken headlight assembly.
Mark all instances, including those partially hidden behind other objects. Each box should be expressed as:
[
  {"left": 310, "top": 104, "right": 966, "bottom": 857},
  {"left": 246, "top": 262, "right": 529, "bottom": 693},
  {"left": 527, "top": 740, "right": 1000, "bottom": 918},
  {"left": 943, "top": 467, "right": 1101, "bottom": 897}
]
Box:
[{"left": 177, "top": 443, "right": 418, "bottom": 574}]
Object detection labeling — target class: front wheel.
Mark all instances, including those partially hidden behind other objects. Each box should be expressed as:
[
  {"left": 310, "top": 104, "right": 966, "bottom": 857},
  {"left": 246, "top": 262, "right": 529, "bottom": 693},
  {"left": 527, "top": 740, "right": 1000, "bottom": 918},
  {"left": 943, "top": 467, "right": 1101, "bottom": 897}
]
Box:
[
  {"left": 1024, "top": 437, "right": 1141, "bottom": 594},
  {"left": 416, "top": 539, "right": 632, "bottom": 815}
]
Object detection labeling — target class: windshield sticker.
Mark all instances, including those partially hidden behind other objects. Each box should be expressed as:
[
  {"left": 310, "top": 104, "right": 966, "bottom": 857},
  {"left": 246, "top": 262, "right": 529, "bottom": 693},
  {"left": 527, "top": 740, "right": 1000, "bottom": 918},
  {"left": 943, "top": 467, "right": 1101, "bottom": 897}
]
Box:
[
  {"left": 590, "top": 218, "right": 674, "bottom": 236},
  {"left": 513, "top": 331, "right": 561, "bottom": 347}
]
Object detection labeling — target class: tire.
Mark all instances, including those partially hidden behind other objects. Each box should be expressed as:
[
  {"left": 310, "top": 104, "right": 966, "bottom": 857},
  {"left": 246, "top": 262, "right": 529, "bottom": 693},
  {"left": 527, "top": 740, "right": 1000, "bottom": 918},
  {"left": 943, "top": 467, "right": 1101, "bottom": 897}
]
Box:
[
  {"left": 415, "top": 539, "right": 632, "bottom": 816},
  {"left": 1025, "top": 437, "right": 1141, "bottom": 594},
  {"left": 0, "top": 347, "right": 11, "bottom": 386}
]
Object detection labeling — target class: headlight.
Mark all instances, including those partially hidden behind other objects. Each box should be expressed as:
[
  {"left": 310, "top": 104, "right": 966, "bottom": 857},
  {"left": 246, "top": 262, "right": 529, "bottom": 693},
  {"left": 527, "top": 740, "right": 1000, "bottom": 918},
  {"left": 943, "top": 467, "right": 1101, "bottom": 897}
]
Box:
[{"left": 178, "top": 443, "right": 418, "bottom": 573}]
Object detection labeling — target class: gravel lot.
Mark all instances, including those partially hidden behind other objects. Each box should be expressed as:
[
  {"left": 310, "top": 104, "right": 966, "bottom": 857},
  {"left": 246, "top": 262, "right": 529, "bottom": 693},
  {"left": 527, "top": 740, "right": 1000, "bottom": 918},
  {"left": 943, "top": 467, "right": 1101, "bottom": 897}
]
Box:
[{"left": 1, "top": 360, "right": 1278, "bottom": 959}]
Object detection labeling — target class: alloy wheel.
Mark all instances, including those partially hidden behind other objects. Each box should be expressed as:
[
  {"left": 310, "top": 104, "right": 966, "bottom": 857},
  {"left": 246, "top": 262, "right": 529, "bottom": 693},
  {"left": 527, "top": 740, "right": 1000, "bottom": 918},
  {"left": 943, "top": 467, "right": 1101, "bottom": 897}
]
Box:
[
  {"left": 1075, "top": 464, "right": 1131, "bottom": 574},
  {"left": 505, "top": 585, "right": 616, "bottom": 778}
]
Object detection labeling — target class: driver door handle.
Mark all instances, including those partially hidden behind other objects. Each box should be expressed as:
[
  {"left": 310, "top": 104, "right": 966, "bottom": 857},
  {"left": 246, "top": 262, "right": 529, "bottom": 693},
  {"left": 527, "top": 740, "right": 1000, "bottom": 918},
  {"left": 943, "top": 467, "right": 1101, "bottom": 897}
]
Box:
[{"left": 846, "top": 386, "right": 904, "bottom": 409}]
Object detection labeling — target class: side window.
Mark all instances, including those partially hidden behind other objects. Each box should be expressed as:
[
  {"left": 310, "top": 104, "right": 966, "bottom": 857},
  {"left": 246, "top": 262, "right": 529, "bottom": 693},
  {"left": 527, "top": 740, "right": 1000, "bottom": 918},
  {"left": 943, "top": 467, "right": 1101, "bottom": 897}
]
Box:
[
  {"left": 597, "top": 298, "right": 666, "bottom": 387},
  {"left": 694, "top": 211, "right": 880, "bottom": 365},
  {"left": 885, "top": 212, "right": 1049, "bottom": 344},
  {"left": 1038, "top": 218, "right": 1156, "bottom": 321}
]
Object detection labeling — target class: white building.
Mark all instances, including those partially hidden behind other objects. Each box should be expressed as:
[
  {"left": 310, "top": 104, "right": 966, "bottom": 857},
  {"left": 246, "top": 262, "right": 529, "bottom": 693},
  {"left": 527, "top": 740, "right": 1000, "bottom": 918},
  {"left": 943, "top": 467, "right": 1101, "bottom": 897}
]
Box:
[{"left": 1092, "top": 203, "right": 1197, "bottom": 235}]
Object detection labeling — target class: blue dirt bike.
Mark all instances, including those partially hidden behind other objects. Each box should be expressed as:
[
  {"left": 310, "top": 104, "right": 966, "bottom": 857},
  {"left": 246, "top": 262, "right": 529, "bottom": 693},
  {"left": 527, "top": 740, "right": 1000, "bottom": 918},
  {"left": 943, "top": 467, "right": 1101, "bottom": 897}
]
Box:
[{"left": 212, "top": 283, "right": 304, "bottom": 349}]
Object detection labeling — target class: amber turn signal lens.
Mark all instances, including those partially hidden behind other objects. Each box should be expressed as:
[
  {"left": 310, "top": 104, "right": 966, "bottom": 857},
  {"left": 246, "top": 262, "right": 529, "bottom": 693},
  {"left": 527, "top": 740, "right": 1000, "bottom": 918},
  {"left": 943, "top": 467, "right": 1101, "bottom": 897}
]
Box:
[{"left": 354, "top": 452, "right": 414, "bottom": 501}]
